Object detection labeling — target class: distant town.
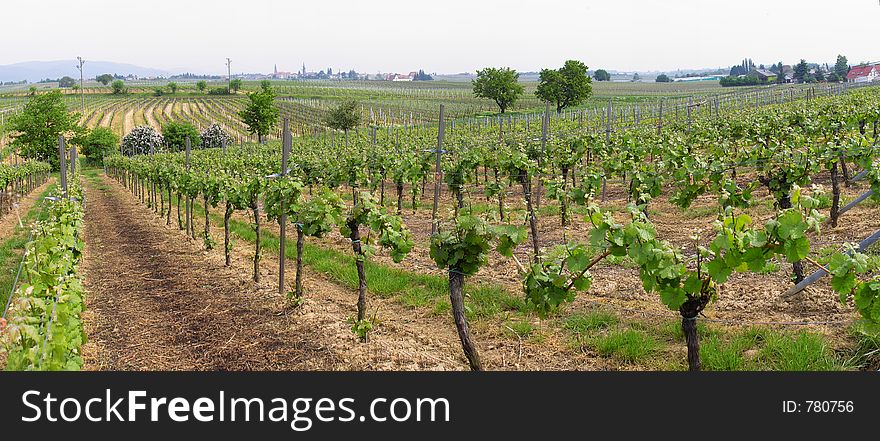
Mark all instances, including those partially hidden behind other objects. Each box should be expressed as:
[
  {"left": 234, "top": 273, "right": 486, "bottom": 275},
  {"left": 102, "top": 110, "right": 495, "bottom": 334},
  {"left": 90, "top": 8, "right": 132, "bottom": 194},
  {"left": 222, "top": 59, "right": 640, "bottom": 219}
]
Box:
[{"left": 3, "top": 57, "right": 878, "bottom": 87}]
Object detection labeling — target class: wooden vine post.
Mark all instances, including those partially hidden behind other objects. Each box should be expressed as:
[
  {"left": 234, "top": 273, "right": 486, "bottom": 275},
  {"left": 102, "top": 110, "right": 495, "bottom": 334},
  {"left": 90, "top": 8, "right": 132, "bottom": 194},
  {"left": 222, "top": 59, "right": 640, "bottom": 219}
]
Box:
[
  {"left": 185, "top": 137, "right": 191, "bottom": 236},
  {"left": 279, "top": 118, "right": 291, "bottom": 297},
  {"left": 58, "top": 135, "right": 67, "bottom": 199},
  {"left": 430, "top": 104, "right": 445, "bottom": 236},
  {"left": 657, "top": 100, "right": 663, "bottom": 135}
]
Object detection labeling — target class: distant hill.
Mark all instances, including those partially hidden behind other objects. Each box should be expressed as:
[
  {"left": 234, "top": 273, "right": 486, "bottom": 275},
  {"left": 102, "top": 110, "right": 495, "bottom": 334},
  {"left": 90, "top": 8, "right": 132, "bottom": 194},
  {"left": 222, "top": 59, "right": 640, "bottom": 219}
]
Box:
[{"left": 0, "top": 60, "right": 171, "bottom": 83}]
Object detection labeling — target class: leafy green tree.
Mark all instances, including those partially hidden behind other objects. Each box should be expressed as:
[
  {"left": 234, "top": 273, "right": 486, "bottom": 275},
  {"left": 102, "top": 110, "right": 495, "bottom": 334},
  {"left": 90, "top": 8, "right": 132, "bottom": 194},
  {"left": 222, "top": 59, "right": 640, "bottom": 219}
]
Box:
[
  {"left": 229, "top": 78, "right": 242, "bottom": 93},
  {"left": 162, "top": 121, "right": 201, "bottom": 152},
  {"left": 834, "top": 55, "right": 849, "bottom": 80},
  {"left": 414, "top": 69, "right": 433, "bottom": 81},
  {"left": 196, "top": 80, "right": 207, "bottom": 92},
  {"left": 154, "top": 88, "right": 164, "bottom": 97},
  {"left": 655, "top": 73, "right": 672, "bottom": 83},
  {"left": 167, "top": 82, "right": 178, "bottom": 94},
  {"left": 27, "top": 86, "right": 37, "bottom": 96},
  {"left": 794, "top": 59, "right": 809, "bottom": 83},
  {"left": 324, "top": 100, "right": 361, "bottom": 132},
  {"left": 592, "top": 69, "right": 611, "bottom": 81},
  {"left": 238, "top": 81, "right": 279, "bottom": 143},
  {"left": 631, "top": 72, "right": 641, "bottom": 82},
  {"left": 535, "top": 60, "right": 592, "bottom": 113},
  {"left": 827, "top": 72, "right": 841, "bottom": 83},
  {"left": 58, "top": 76, "right": 76, "bottom": 88},
  {"left": 472, "top": 67, "right": 524, "bottom": 113},
  {"left": 79, "top": 127, "right": 118, "bottom": 164},
  {"left": 111, "top": 80, "right": 126, "bottom": 94},
  {"left": 9, "top": 90, "right": 83, "bottom": 169},
  {"left": 96, "top": 74, "right": 114, "bottom": 85}
]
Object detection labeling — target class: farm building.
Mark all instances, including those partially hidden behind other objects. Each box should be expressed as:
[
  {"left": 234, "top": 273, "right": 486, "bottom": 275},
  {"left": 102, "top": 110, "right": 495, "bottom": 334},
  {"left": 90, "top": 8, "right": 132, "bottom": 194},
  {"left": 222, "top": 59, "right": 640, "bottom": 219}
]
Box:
[
  {"left": 846, "top": 64, "right": 880, "bottom": 83},
  {"left": 385, "top": 73, "right": 414, "bottom": 81},
  {"left": 748, "top": 69, "right": 777, "bottom": 82}
]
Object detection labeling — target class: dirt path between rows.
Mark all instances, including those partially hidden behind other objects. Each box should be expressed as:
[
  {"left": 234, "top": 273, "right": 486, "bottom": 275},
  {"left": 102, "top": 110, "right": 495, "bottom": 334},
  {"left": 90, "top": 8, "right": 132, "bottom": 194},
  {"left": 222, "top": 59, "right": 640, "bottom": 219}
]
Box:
[
  {"left": 122, "top": 108, "right": 134, "bottom": 136},
  {"left": 79, "top": 176, "right": 339, "bottom": 370}
]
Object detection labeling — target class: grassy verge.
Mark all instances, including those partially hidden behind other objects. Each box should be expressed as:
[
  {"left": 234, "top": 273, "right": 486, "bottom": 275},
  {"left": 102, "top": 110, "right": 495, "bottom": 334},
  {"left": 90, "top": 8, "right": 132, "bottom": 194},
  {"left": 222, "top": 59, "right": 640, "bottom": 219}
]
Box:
[{"left": 0, "top": 183, "right": 57, "bottom": 309}]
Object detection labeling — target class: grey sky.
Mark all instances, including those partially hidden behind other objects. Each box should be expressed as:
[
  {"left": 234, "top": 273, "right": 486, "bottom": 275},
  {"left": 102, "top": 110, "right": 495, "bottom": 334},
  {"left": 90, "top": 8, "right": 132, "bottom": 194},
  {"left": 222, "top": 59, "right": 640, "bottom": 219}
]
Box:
[{"left": 2, "top": 0, "right": 878, "bottom": 75}]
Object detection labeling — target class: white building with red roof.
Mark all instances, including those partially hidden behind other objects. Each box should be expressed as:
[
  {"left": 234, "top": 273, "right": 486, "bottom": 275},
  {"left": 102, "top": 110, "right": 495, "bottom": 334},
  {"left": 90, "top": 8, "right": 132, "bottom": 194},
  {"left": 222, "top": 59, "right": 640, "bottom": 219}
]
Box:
[{"left": 846, "top": 64, "right": 880, "bottom": 83}]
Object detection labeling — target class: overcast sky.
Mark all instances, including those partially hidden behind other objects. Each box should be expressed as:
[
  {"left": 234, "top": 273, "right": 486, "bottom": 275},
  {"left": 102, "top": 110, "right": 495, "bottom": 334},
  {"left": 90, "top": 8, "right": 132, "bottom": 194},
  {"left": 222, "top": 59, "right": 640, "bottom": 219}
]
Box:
[{"left": 2, "top": 0, "right": 878, "bottom": 75}]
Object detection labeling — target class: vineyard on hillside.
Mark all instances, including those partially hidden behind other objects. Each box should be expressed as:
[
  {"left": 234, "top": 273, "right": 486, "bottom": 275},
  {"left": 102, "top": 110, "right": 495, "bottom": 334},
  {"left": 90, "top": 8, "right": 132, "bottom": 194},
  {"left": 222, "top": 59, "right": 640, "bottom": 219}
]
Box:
[{"left": 1, "top": 80, "right": 844, "bottom": 152}]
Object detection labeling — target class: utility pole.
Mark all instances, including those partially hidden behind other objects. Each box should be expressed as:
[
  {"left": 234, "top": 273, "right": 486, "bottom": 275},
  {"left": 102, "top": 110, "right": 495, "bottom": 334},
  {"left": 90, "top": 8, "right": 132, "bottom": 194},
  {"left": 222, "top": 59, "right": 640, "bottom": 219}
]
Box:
[
  {"left": 226, "top": 58, "right": 232, "bottom": 92},
  {"left": 76, "top": 57, "right": 85, "bottom": 114}
]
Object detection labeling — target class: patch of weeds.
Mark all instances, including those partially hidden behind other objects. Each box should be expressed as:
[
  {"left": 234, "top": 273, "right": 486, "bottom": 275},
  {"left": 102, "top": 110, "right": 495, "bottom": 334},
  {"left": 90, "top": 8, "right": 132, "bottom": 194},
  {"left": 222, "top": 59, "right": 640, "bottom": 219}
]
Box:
[
  {"left": 466, "top": 285, "right": 528, "bottom": 319},
  {"left": 432, "top": 300, "right": 451, "bottom": 316},
  {"left": 564, "top": 310, "right": 618, "bottom": 334},
  {"left": 844, "top": 323, "right": 880, "bottom": 370},
  {"left": 504, "top": 320, "right": 534, "bottom": 339},
  {"left": 756, "top": 331, "right": 842, "bottom": 371},
  {"left": 590, "top": 329, "right": 659, "bottom": 363},
  {"left": 700, "top": 333, "right": 755, "bottom": 371}
]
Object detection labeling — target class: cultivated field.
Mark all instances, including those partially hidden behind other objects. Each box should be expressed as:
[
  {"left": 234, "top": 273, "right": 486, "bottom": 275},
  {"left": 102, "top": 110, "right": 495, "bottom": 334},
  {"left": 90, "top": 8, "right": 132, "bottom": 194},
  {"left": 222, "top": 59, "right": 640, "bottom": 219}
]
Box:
[{"left": 1, "top": 78, "right": 879, "bottom": 372}]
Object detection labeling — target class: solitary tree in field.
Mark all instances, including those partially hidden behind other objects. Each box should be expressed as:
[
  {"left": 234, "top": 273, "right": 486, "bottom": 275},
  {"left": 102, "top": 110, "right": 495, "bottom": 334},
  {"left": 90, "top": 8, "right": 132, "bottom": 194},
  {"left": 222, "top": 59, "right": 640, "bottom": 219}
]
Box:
[
  {"left": 196, "top": 80, "right": 207, "bottom": 92},
  {"left": 167, "top": 82, "right": 178, "bottom": 94},
  {"left": 794, "top": 59, "right": 809, "bottom": 83},
  {"left": 472, "top": 67, "right": 524, "bottom": 113},
  {"left": 535, "top": 60, "right": 592, "bottom": 113},
  {"left": 96, "top": 74, "right": 114, "bottom": 85},
  {"left": 78, "top": 127, "right": 118, "bottom": 165},
  {"left": 239, "top": 81, "right": 279, "bottom": 143},
  {"left": 229, "top": 78, "right": 242, "bottom": 94},
  {"left": 10, "top": 90, "right": 83, "bottom": 169},
  {"left": 111, "top": 80, "right": 126, "bottom": 94},
  {"left": 58, "top": 76, "right": 76, "bottom": 88},
  {"left": 593, "top": 69, "right": 611, "bottom": 81},
  {"left": 834, "top": 55, "right": 849, "bottom": 80},
  {"left": 655, "top": 73, "right": 672, "bottom": 83},
  {"left": 162, "top": 121, "right": 201, "bottom": 152},
  {"left": 324, "top": 100, "right": 361, "bottom": 133}
]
